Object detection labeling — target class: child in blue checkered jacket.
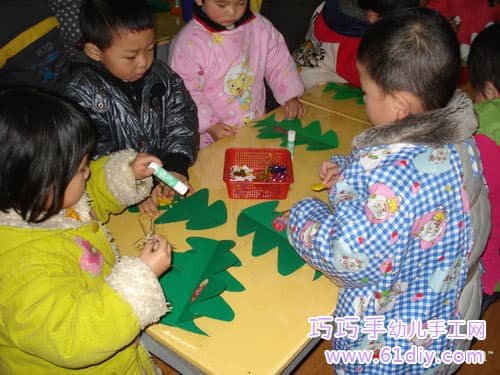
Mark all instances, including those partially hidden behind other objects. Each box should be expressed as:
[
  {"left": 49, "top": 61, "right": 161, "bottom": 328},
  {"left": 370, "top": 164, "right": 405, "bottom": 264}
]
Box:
[{"left": 287, "top": 8, "right": 491, "bottom": 375}]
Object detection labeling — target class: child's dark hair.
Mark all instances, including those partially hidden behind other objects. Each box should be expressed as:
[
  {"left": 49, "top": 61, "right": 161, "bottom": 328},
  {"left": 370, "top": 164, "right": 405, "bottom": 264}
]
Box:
[
  {"left": 0, "top": 87, "right": 96, "bottom": 223},
  {"left": 467, "top": 24, "right": 500, "bottom": 96},
  {"left": 80, "top": 0, "right": 154, "bottom": 49},
  {"left": 358, "top": 0, "right": 420, "bottom": 17},
  {"left": 357, "top": 7, "right": 460, "bottom": 110}
]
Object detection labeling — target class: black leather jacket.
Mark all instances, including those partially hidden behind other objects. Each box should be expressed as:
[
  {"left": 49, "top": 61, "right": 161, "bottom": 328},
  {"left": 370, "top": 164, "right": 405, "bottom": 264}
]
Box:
[{"left": 65, "top": 59, "right": 199, "bottom": 177}]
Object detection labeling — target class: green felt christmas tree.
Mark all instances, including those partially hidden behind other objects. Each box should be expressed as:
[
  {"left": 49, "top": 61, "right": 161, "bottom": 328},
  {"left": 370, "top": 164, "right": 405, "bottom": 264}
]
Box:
[
  {"left": 159, "top": 237, "right": 245, "bottom": 335},
  {"left": 155, "top": 189, "right": 227, "bottom": 229},
  {"left": 129, "top": 189, "right": 227, "bottom": 230},
  {"left": 323, "top": 82, "right": 365, "bottom": 104},
  {"left": 253, "top": 114, "right": 339, "bottom": 151},
  {"left": 237, "top": 201, "right": 321, "bottom": 279}
]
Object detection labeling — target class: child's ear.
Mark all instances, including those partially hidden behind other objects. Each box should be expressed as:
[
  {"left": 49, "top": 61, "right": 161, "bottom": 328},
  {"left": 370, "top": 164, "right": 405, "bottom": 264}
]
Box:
[
  {"left": 194, "top": 0, "right": 203, "bottom": 6},
  {"left": 392, "top": 92, "right": 411, "bottom": 120},
  {"left": 483, "top": 80, "right": 500, "bottom": 100},
  {"left": 83, "top": 42, "right": 103, "bottom": 62}
]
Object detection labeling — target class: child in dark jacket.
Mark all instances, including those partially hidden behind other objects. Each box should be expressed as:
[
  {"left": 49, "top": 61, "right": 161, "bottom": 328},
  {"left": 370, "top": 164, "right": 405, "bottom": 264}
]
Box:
[
  {"left": 64, "top": 0, "right": 199, "bottom": 216},
  {"left": 0, "top": 0, "right": 69, "bottom": 91}
]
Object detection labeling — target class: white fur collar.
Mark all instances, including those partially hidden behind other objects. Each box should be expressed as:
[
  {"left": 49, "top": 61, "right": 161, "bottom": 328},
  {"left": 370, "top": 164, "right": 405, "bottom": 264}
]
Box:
[{"left": 0, "top": 193, "right": 92, "bottom": 229}]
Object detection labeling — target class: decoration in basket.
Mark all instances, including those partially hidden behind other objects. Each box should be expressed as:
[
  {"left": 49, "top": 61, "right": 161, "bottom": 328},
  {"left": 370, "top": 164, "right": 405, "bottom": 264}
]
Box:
[
  {"left": 223, "top": 148, "right": 293, "bottom": 200},
  {"left": 229, "top": 163, "right": 288, "bottom": 182}
]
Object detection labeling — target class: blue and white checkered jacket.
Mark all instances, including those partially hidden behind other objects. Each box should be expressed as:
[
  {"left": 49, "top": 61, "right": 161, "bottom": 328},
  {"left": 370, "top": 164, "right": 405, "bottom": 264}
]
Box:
[{"left": 288, "top": 91, "right": 491, "bottom": 375}]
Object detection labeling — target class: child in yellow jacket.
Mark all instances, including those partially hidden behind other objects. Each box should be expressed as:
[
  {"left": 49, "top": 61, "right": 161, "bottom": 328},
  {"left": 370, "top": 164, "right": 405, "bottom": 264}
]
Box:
[{"left": 0, "top": 87, "right": 172, "bottom": 374}]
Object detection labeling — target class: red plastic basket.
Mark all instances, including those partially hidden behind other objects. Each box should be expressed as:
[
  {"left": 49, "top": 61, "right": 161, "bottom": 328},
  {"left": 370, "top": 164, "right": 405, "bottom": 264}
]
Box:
[{"left": 223, "top": 148, "right": 294, "bottom": 199}]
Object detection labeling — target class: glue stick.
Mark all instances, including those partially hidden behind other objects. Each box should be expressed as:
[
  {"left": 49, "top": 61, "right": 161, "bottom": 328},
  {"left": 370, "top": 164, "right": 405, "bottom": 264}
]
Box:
[
  {"left": 287, "top": 130, "right": 296, "bottom": 159},
  {"left": 149, "top": 162, "right": 189, "bottom": 196}
]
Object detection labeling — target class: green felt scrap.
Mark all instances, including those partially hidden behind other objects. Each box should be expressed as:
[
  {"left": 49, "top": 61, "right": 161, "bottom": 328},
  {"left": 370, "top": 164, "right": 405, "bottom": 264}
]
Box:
[
  {"left": 237, "top": 201, "right": 321, "bottom": 278},
  {"left": 253, "top": 114, "right": 339, "bottom": 151},
  {"left": 159, "top": 237, "right": 245, "bottom": 335},
  {"left": 323, "top": 82, "right": 365, "bottom": 104},
  {"left": 155, "top": 189, "right": 227, "bottom": 230}
]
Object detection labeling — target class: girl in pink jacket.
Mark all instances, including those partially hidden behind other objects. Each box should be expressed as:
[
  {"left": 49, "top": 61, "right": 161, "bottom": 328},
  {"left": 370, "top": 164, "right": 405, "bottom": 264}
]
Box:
[{"left": 169, "top": 0, "right": 305, "bottom": 148}]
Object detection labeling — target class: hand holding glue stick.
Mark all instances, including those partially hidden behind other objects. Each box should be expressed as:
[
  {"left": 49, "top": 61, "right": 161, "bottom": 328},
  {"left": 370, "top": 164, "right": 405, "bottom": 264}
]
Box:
[{"left": 149, "top": 162, "right": 189, "bottom": 196}]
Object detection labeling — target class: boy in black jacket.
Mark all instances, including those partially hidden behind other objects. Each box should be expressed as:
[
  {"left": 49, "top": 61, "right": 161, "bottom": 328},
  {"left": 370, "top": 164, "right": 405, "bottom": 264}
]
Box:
[{"left": 65, "top": 0, "right": 199, "bottom": 215}]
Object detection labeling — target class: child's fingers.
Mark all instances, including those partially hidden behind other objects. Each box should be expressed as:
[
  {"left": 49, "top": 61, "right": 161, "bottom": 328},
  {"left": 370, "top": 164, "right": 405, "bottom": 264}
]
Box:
[
  {"left": 285, "top": 106, "right": 298, "bottom": 119},
  {"left": 138, "top": 198, "right": 159, "bottom": 216},
  {"left": 223, "top": 125, "right": 237, "bottom": 135},
  {"left": 139, "top": 152, "right": 161, "bottom": 167},
  {"left": 319, "top": 161, "right": 334, "bottom": 178},
  {"left": 321, "top": 170, "right": 338, "bottom": 188},
  {"left": 150, "top": 235, "right": 172, "bottom": 271},
  {"left": 299, "top": 104, "right": 306, "bottom": 117}
]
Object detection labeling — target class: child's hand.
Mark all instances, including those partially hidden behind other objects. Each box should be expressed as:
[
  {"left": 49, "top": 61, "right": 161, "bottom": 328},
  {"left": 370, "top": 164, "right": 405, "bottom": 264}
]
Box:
[
  {"left": 284, "top": 97, "right": 306, "bottom": 119},
  {"left": 319, "top": 160, "right": 340, "bottom": 189},
  {"left": 207, "top": 122, "right": 237, "bottom": 141},
  {"left": 167, "top": 171, "right": 193, "bottom": 196},
  {"left": 153, "top": 172, "right": 193, "bottom": 200},
  {"left": 137, "top": 196, "right": 160, "bottom": 216},
  {"left": 131, "top": 153, "right": 162, "bottom": 179},
  {"left": 151, "top": 182, "right": 175, "bottom": 202},
  {"left": 140, "top": 234, "right": 172, "bottom": 277}
]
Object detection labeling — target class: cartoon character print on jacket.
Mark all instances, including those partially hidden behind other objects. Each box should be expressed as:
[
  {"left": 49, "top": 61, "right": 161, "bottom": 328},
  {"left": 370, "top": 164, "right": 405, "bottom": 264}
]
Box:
[
  {"left": 353, "top": 295, "right": 372, "bottom": 317},
  {"left": 224, "top": 59, "right": 254, "bottom": 112},
  {"left": 332, "top": 239, "right": 370, "bottom": 273},
  {"left": 411, "top": 209, "right": 448, "bottom": 250},
  {"left": 359, "top": 145, "right": 404, "bottom": 171},
  {"left": 364, "top": 183, "right": 402, "bottom": 224},
  {"left": 429, "top": 255, "right": 463, "bottom": 293},
  {"left": 75, "top": 236, "right": 104, "bottom": 277},
  {"left": 374, "top": 281, "right": 408, "bottom": 314},
  {"left": 333, "top": 179, "right": 358, "bottom": 205},
  {"left": 379, "top": 258, "right": 393, "bottom": 276},
  {"left": 299, "top": 220, "right": 320, "bottom": 248},
  {"left": 413, "top": 146, "right": 452, "bottom": 174}
]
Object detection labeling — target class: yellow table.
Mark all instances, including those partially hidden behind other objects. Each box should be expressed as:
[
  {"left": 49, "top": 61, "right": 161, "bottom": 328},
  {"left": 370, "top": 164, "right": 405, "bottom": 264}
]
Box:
[
  {"left": 107, "top": 103, "right": 370, "bottom": 374},
  {"left": 299, "top": 83, "right": 370, "bottom": 125}
]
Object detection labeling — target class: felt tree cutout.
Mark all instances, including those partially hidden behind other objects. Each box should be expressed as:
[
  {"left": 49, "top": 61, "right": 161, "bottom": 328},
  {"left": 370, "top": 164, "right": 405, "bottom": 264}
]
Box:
[
  {"left": 237, "top": 201, "right": 321, "bottom": 279},
  {"left": 159, "top": 237, "right": 245, "bottom": 335},
  {"left": 323, "top": 82, "right": 365, "bottom": 104},
  {"left": 253, "top": 114, "right": 339, "bottom": 151},
  {"left": 154, "top": 189, "right": 227, "bottom": 230}
]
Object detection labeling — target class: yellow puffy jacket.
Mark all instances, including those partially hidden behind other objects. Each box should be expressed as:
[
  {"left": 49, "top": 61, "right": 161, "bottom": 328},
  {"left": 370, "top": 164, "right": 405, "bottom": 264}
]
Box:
[{"left": 0, "top": 150, "right": 169, "bottom": 374}]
